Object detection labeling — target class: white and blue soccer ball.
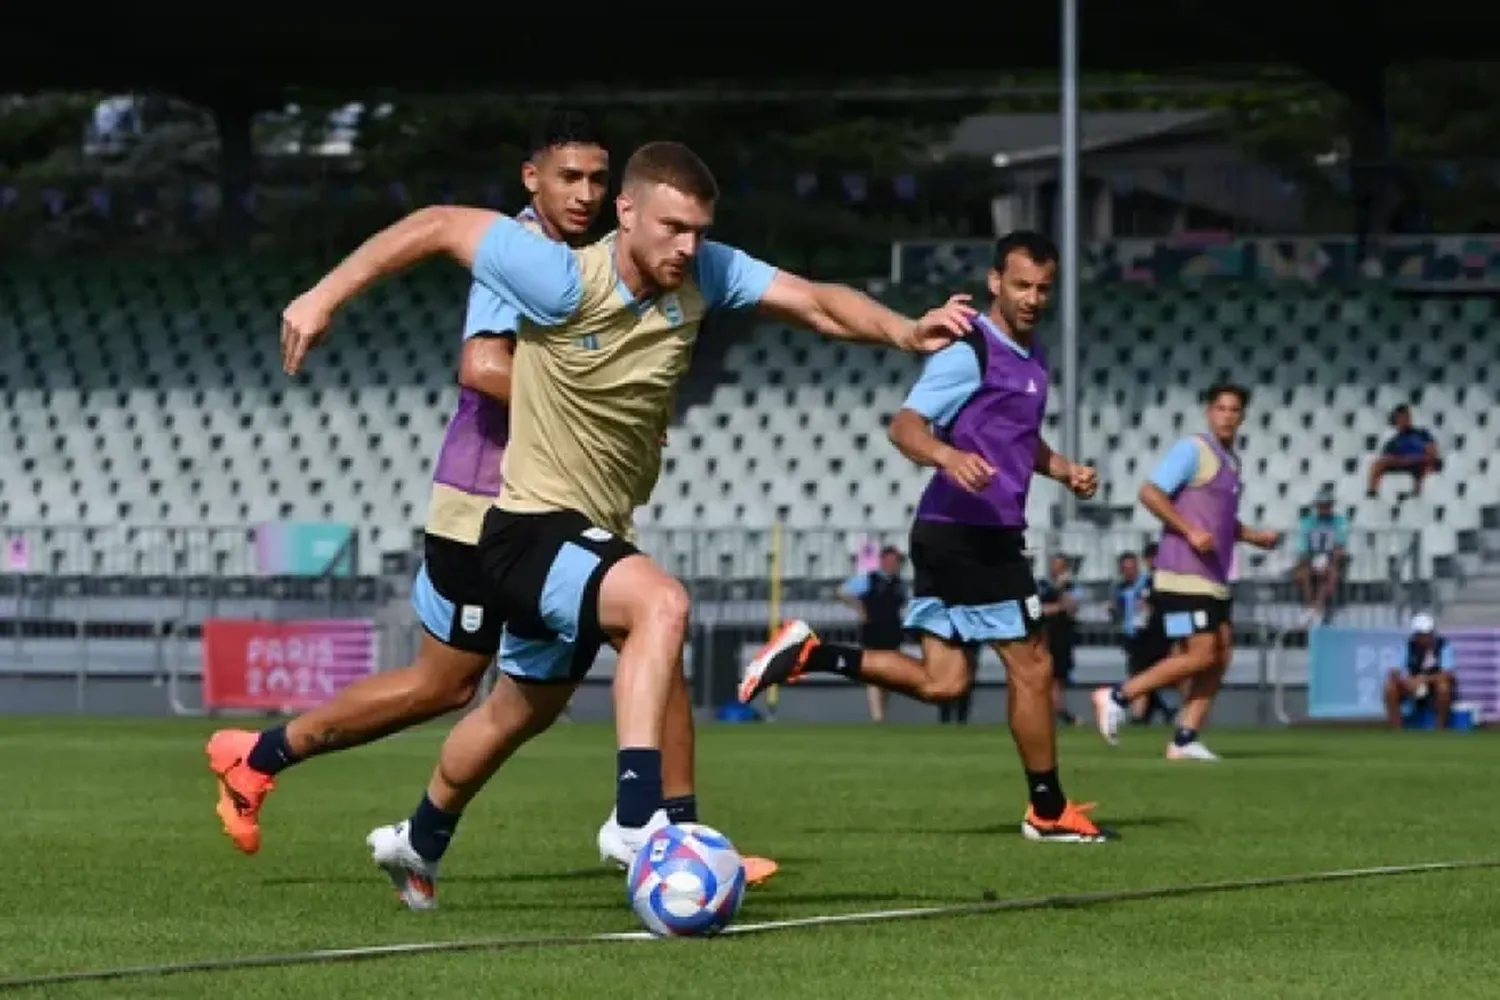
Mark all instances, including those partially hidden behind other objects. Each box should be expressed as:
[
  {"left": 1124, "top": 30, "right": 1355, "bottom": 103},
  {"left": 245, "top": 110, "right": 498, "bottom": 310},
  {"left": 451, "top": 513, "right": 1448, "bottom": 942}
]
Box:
[{"left": 627, "top": 822, "right": 746, "bottom": 937}]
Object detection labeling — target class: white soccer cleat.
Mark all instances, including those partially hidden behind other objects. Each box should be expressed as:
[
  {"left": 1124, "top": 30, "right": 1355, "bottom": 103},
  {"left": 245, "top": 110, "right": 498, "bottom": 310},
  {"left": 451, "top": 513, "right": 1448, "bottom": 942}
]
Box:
[
  {"left": 598, "top": 807, "right": 671, "bottom": 869},
  {"left": 1091, "top": 687, "right": 1127, "bottom": 746},
  {"left": 1166, "top": 740, "right": 1221, "bottom": 761},
  {"left": 367, "top": 821, "right": 440, "bottom": 911}
]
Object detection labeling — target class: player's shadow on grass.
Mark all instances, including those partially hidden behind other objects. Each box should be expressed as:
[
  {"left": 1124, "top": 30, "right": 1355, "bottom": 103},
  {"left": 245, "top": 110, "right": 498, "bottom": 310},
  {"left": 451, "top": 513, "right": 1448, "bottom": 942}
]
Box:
[
  {"left": 261, "top": 867, "right": 617, "bottom": 889},
  {"left": 1212, "top": 748, "right": 1307, "bottom": 759},
  {"left": 801, "top": 815, "right": 1189, "bottom": 837}
]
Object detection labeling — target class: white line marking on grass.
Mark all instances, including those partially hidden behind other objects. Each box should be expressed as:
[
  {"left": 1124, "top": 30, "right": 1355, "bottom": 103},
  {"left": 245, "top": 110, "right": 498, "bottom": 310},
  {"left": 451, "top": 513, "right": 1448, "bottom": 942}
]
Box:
[{"left": 3, "top": 858, "right": 1495, "bottom": 992}]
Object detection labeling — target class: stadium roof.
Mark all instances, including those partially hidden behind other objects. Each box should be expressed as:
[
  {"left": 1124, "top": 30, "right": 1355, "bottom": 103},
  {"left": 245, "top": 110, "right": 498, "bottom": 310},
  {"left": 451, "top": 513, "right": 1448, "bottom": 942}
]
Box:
[{"left": 2, "top": 4, "right": 1498, "bottom": 94}]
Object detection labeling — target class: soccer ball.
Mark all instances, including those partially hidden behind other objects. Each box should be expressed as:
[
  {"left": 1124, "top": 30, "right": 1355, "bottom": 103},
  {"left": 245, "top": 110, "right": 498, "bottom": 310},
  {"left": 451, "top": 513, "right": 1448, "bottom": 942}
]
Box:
[{"left": 627, "top": 822, "right": 746, "bottom": 937}]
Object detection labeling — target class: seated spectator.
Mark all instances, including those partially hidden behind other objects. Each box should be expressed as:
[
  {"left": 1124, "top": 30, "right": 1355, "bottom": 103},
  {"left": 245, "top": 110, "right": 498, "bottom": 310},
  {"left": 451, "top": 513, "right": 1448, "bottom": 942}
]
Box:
[
  {"left": 1293, "top": 486, "right": 1348, "bottom": 623},
  {"left": 1367, "top": 404, "right": 1441, "bottom": 498},
  {"left": 1384, "top": 612, "right": 1456, "bottom": 729}
]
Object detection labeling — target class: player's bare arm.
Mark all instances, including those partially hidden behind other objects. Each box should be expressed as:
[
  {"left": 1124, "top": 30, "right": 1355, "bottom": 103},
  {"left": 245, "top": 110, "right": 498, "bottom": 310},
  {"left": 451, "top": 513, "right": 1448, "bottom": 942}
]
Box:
[
  {"left": 1035, "top": 437, "right": 1098, "bottom": 499},
  {"left": 458, "top": 336, "right": 515, "bottom": 405},
  {"left": 282, "top": 206, "right": 506, "bottom": 374},
  {"left": 755, "top": 272, "right": 975, "bottom": 352},
  {"left": 1236, "top": 521, "right": 1283, "bottom": 549},
  {"left": 888, "top": 409, "right": 994, "bottom": 494}
]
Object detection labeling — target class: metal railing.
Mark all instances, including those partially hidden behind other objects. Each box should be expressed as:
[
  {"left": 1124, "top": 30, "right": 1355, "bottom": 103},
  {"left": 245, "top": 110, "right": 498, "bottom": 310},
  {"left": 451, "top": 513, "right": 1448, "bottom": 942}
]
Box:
[{"left": 1, "top": 521, "right": 1416, "bottom": 720}]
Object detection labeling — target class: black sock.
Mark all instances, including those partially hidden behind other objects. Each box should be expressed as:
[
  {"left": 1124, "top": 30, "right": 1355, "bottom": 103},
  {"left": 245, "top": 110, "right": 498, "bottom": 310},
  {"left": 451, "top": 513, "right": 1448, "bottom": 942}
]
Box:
[
  {"left": 616, "top": 748, "right": 663, "bottom": 828},
  {"left": 1110, "top": 685, "right": 1130, "bottom": 709},
  {"left": 245, "top": 725, "right": 299, "bottom": 776},
  {"left": 1173, "top": 726, "right": 1198, "bottom": 747},
  {"left": 663, "top": 794, "right": 698, "bottom": 824},
  {"left": 1026, "top": 768, "right": 1066, "bottom": 820},
  {"left": 802, "top": 643, "right": 864, "bottom": 678},
  {"left": 408, "top": 794, "right": 462, "bottom": 863}
]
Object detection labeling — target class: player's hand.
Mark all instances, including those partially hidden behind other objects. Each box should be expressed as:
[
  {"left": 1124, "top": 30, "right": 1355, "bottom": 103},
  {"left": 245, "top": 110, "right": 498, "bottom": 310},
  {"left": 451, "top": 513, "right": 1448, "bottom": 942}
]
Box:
[
  {"left": 659, "top": 429, "right": 669, "bottom": 448},
  {"left": 1186, "top": 526, "right": 1216, "bottom": 554},
  {"left": 1253, "top": 529, "right": 1284, "bottom": 550},
  {"left": 1066, "top": 462, "right": 1098, "bottom": 500},
  {"left": 906, "top": 294, "right": 976, "bottom": 353},
  {"left": 940, "top": 449, "right": 995, "bottom": 494},
  {"left": 281, "top": 291, "right": 336, "bottom": 376}
]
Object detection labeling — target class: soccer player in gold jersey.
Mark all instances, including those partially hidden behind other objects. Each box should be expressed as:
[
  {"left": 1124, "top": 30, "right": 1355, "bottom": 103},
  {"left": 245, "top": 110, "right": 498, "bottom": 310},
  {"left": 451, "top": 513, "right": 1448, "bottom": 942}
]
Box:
[
  {"left": 210, "top": 114, "right": 777, "bottom": 885},
  {"left": 280, "top": 141, "right": 972, "bottom": 908}
]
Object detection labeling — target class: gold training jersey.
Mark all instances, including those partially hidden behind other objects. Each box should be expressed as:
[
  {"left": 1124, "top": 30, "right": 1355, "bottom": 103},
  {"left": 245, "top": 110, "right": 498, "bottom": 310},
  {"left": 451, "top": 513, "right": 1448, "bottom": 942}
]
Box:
[{"left": 468, "top": 216, "right": 776, "bottom": 537}]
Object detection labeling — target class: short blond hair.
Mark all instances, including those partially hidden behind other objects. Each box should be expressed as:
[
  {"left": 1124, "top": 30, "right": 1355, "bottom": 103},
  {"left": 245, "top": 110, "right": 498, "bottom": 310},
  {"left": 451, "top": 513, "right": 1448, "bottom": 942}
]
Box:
[{"left": 622, "top": 141, "right": 718, "bottom": 202}]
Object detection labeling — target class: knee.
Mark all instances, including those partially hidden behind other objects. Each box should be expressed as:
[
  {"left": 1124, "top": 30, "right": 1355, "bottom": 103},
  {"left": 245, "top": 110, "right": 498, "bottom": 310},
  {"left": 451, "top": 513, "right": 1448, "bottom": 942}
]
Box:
[
  {"left": 641, "top": 577, "right": 692, "bottom": 637},
  {"left": 410, "top": 662, "right": 482, "bottom": 714},
  {"left": 925, "top": 672, "right": 973, "bottom": 703}
]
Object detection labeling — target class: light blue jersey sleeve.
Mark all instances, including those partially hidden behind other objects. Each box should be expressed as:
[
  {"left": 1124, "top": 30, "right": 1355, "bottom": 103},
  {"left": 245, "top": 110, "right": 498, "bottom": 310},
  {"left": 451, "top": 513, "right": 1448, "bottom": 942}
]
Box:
[
  {"left": 1149, "top": 438, "right": 1201, "bottom": 494},
  {"left": 470, "top": 216, "right": 583, "bottom": 327},
  {"left": 695, "top": 240, "right": 778, "bottom": 312},
  {"left": 1439, "top": 643, "right": 1456, "bottom": 671},
  {"left": 1297, "top": 513, "right": 1315, "bottom": 556},
  {"left": 462, "top": 282, "right": 522, "bottom": 340},
  {"left": 841, "top": 574, "right": 870, "bottom": 599},
  {"left": 901, "top": 342, "right": 981, "bottom": 427},
  {"left": 1332, "top": 513, "right": 1350, "bottom": 548}
]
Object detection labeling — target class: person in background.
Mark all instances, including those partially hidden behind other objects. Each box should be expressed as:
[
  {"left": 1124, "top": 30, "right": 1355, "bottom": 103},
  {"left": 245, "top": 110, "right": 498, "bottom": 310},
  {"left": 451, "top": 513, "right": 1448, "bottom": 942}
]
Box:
[
  {"left": 1367, "top": 403, "right": 1441, "bottom": 499},
  {"left": 1384, "top": 612, "right": 1457, "bottom": 729},
  {"left": 1037, "top": 552, "right": 1083, "bottom": 726},
  {"left": 1112, "top": 551, "right": 1173, "bottom": 724},
  {"left": 838, "top": 545, "right": 909, "bottom": 723},
  {"left": 1294, "top": 485, "right": 1349, "bottom": 623}
]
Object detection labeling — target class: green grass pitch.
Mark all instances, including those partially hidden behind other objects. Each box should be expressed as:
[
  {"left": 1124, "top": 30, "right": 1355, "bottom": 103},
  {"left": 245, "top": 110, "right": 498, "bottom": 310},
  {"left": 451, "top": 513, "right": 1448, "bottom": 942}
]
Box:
[{"left": 4, "top": 718, "right": 1496, "bottom": 998}]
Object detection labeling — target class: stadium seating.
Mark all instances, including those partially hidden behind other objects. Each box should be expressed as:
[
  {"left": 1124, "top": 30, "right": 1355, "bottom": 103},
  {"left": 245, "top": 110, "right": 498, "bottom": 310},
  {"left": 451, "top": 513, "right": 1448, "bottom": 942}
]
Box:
[{"left": 2, "top": 260, "right": 1493, "bottom": 596}]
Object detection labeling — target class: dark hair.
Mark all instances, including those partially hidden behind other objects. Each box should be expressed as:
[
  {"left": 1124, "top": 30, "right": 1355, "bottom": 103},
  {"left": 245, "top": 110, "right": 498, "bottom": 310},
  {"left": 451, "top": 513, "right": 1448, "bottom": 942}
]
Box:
[
  {"left": 622, "top": 141, "right": 718, "bottom": 201},
  {"left": 879, "top": 545, "right": 903, "bottom": 560},
  {"left": 992, "top": 230, "right": 1060, "bottom": 271},
  {"left": 530, "top": 108, "right": 605, "bottom": 159},
  {"left": 1389, "top": 403, "right": 1411, "bottom": 423},
  {"left": 1118, "top": 551, "right": 1138, "bottom": 563},
  {"left": 1202, "top": 381, "right": 1250, "bottom": 407}
]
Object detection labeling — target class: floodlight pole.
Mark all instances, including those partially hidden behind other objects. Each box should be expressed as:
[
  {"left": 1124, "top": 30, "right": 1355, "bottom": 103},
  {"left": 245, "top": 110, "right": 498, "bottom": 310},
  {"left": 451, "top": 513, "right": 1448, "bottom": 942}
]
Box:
[{"left": 1059, "top": 0, "right": 1082, "bottom": 523}]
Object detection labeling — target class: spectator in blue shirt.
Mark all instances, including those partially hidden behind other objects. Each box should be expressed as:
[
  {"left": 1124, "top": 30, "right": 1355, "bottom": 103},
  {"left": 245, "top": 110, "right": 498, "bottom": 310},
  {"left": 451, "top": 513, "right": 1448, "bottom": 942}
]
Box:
[
  {"left": 1367, "top": 404, "right": 1441, "bottom": 498},
  {"left": 1294, "top": 486, "right": 1350, "bottom": 623}
]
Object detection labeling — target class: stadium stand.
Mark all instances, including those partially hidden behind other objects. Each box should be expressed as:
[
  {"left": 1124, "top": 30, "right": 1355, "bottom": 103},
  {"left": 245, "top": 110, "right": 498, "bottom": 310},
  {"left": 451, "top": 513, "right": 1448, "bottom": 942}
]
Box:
[
  {"left": 5, "top": 257, "right": 1484, "bottom": 620},
  {"left": 6, "top": 260, "right": 1489, "bottom": 575}
]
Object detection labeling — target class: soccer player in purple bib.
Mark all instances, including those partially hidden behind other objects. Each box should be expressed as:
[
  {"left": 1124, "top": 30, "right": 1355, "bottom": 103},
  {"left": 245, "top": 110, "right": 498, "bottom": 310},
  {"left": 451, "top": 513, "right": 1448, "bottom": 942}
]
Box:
[
  {"left": 1091, "top": 383, "right": 1281, "bottom": 760},
  {"left": 739, "top": 232, "right": 1109, "bottom": 843}
]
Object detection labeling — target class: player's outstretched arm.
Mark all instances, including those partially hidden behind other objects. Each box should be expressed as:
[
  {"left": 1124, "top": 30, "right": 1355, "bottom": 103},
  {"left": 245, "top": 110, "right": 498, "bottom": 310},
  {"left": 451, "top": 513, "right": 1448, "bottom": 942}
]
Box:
[
  {"left": 280, "top": 207, "right": 502, "bottom": 373},
  {"left": 755, "top": 271, "right": 975, "bottom": 353},
  {"left": 281, "top": 207, "right": 577, "bottom": 375}
]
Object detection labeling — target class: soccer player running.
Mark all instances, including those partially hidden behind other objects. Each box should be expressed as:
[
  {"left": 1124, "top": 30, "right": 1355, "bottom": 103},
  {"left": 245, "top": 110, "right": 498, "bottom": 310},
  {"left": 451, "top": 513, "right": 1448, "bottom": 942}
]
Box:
[
  {"left": 1091, "top": 383, "right": 1281, "bottom": 760},
  {"left": 277, "top": 141, "right": 973, "bottom": 908},
  {"left": 206, "top": 114, "right": 776, "bottom": 883},
  {"left": 738, "top": 232, "right": 1110, "bottom": 843},
  {"left": 205, "top": 111, "right": 609, "bottom": 857}
]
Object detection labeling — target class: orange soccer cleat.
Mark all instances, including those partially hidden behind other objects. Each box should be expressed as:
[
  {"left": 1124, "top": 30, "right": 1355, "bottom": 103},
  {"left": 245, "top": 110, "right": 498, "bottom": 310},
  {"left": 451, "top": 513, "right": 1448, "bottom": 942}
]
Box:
[{"left": 205, "top": 729, "right": 276, "bottom": 855}]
